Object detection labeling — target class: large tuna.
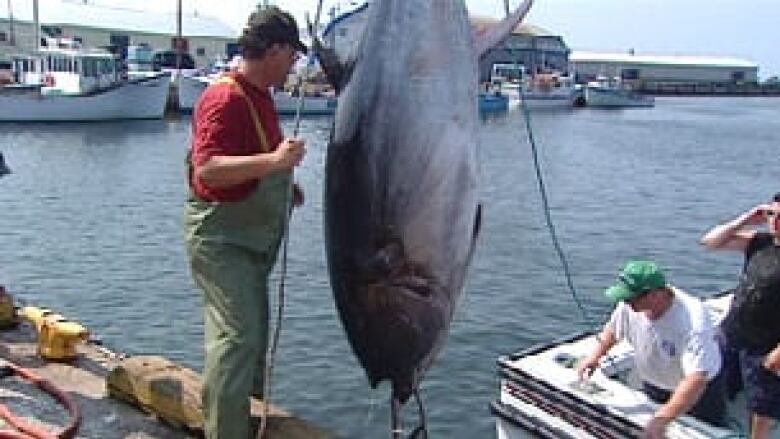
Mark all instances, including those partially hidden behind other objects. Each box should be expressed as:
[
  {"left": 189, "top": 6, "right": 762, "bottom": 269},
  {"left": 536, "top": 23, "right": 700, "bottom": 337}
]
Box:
[{"left": 314, "top": 0, "right": 533, "bottom": 434}]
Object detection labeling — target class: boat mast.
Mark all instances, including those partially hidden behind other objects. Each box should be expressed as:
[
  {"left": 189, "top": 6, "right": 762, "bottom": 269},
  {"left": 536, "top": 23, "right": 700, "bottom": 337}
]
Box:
[
  {"left": 175, "top": 0, "right": 182, "bottom": 71},
  {"left": 7, "top": 0, "right": 14, "bottom": 46}
]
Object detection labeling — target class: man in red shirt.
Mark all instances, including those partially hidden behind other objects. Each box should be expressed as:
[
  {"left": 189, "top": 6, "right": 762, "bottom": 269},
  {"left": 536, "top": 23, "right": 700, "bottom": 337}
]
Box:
[{"left": 184, "top": 6, "right": 306, "bottom": 438}]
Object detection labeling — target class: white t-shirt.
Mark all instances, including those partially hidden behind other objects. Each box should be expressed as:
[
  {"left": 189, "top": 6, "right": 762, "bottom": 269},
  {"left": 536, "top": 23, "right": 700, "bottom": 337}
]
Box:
[{"left": 606, "top": 287, "right": 722, "bottom": 390}]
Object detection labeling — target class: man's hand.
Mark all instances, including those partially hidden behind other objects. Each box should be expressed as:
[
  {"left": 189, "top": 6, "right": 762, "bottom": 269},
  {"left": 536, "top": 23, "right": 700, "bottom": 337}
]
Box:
[
  {"left": 274, "top": 137, "right": 306, "bottom": 170},
  {"left": 763, "top": 344, "right": 780, "bottom": 372},
  {"left": 642, "top": 416, "right": 671, "bottom": 439},
  {"left": 575, "top": 357, "right": 600, "bottom": 381}
]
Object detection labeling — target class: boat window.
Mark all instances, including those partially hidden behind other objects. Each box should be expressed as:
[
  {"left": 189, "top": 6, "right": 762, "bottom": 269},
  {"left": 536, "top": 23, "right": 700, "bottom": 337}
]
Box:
[
  {"left": 83, "top": 58, "right": 96, "bottom": 77},
  {"left": 74, "top": 59, "right": 79, "bottom": 74},
  {"left": 0, "top": 31, "right": 7, "bottom": 43},
  {"left": 621, "top": 69, "right": 640, "bottom": 80}
]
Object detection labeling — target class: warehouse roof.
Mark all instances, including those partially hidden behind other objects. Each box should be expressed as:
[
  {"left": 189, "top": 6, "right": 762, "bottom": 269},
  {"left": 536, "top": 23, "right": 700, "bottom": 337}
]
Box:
[
  {"left": 571, "top": 51, "right": 757, "bottom": 69},
  {"left": 0, "top": 0, "right": 236, "bottom": 38}
]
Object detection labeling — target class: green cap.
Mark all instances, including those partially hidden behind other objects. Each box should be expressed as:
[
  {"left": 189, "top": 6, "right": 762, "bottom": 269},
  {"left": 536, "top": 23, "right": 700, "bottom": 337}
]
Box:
[{"left": 605, "top": 260, "right": 666, "bottom": 302}]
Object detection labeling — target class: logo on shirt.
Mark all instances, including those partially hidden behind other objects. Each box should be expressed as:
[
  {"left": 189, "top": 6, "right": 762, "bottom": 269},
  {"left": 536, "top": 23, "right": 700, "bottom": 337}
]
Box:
[{"left": 661, "top": 340, "right": 677, "bottom": 357}]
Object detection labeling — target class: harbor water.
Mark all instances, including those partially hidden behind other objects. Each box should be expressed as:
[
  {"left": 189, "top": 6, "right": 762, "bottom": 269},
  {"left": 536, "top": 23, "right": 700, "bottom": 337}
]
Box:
[{"left": 1, "top": 97, "right": 779, "bottom": 438}]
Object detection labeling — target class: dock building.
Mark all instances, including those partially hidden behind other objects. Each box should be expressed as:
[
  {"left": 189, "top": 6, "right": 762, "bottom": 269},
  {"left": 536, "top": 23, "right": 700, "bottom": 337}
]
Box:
[
  {"left": 0, "top": 0, "right": 236, "bottom": 68},
  {"left": 570, "top": 51, "right": 759, "bottom": 85},
  {"left": 472, "top": 18, "right": 570, "bottom": 83}
]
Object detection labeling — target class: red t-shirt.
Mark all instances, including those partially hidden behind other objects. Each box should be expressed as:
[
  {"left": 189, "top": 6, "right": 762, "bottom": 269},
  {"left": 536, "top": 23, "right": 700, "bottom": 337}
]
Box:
[{"left": 190, "top": 71, "right": 283, "bottom": 202}]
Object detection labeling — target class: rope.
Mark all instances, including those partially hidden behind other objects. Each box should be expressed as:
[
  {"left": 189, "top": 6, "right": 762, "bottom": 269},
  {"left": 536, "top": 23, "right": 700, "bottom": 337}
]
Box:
[
  {"left": 518, "top": 92, "right": 593, "bottom": 328},
  {"left": 257, "top": 1, "right": 324, "bottom": 437}
]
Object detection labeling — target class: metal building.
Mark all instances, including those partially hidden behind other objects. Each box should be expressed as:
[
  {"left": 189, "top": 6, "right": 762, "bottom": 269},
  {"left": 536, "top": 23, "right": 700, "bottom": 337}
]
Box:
[
  {"left": 473, "top": 18, "right": 570, "bottom": 83},
  {"left": 0, "top": 0, "right": 236, "bottom": 68},
  {"left": 570, "top": 51, "right": 759, "bottom": 84}
]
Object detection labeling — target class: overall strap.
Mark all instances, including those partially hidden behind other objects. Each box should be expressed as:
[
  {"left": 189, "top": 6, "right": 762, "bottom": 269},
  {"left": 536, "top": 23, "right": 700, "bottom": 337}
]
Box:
[{"left": 215, "top": 76, "right": 272, "bottom": 153}]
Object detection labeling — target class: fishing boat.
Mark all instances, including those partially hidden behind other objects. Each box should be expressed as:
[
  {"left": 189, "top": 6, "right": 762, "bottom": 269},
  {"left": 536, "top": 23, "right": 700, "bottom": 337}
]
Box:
[
  {"left": 491, "top": 293, "right": 777, "bottom": 439},
  {"left": 517, "top": 72, "right": 579, "bottom": 108},
  {"left": 0, "top": 43, "right": 170, "bottom": 122},
  {"left": 490, "top": 63, "right": 579, "bottom": 108},
  {"left": 585, "top": 76, "right": 655, "bottom": 108}
]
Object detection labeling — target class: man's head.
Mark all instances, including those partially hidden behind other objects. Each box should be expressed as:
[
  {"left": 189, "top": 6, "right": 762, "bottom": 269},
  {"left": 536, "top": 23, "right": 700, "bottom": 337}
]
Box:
[
  {"left": 763, "top": 192, "right": 780, "bottom": 237},
  {"left": 605, "top": 260, "right": 671, "bottom": 319},
  {"left": 239, "top": 6, "right": 307, "bottom": 60}
]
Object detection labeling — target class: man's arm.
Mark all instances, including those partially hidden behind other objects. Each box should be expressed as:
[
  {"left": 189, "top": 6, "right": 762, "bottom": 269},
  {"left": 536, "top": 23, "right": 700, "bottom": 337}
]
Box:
[
  {"left": 197, "top": 138, "right": 305, "bottom": 188},
  {"left": 642, "top": 371, "right": 708, "bottom": 439},
  {"left": 700, "top": 205, "right": 766, "bottom": 251}
]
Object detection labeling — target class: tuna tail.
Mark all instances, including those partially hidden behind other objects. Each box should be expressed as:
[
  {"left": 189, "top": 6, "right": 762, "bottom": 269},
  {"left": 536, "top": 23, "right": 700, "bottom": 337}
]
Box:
[
  {"left": 473, "top": 0, "right": 534, "bottom": 59},
  {"left": 311, "top": 37, "right": 354, "bottom": 93}
]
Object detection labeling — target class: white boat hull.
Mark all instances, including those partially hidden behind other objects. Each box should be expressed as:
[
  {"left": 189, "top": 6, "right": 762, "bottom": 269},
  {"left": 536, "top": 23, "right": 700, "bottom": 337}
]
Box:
[
  {"left": 177, "top": 75, "right": 209, "bottom": 113},
  {"left": 273, "top": 91, "right": 337, "bottom": 115},
  {"left": 0, "top": 73, "right": 170, "bottom": 122},
  {"left": 175, "top": 76, "right": 337, "bottom": 116},
  {"left": 586, "top": 86, "right": 655, "bottom": 108},
  {"left": 492, "top": 294, "right": 779, "bottom": 439},
  {"left": 518, "top": 92, "right": 576, "bottom": 109}
]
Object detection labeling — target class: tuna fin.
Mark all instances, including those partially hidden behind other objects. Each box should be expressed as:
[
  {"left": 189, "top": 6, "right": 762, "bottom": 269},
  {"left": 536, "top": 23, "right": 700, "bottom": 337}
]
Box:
[{"left": 474, "top": 0, "right": 534, "bottom": 59}]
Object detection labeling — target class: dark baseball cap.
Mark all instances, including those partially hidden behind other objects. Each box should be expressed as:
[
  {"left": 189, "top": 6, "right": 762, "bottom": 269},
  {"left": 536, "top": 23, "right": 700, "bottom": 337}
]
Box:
[{"left": 240, "top": 6, "right": 307, "bottom": 55}]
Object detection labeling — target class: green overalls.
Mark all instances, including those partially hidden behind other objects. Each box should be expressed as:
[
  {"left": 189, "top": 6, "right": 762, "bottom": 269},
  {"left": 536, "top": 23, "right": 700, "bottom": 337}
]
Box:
[{"left": 185, "top": 77, "right": 291, "bottom": 439}]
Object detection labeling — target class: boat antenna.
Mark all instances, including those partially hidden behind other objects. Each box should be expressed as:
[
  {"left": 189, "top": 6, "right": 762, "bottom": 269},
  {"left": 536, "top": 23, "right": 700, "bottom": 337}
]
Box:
[{"left": 257, "top": 2, "right": 324, "bottom": 438}]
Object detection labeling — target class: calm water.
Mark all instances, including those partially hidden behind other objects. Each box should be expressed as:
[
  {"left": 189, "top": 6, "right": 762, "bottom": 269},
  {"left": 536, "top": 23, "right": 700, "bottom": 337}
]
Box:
[{"left": 1, "top": 97, "right": 779, "bottom": 438}]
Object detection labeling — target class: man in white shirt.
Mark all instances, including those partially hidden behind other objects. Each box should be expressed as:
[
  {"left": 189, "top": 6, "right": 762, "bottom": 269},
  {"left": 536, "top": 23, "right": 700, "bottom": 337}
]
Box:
[{"left": 577, "top": 260, "right": 726, "bottom": 439}]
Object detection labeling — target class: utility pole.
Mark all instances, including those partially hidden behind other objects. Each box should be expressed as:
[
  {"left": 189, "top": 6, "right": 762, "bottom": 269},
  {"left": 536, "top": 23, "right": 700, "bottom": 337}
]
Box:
[
  {"left": 504, "top": 0, "right": 510, "bottom": 16},
  {"left": 33, "top": 0, "right": 40, "bottom": 50}
]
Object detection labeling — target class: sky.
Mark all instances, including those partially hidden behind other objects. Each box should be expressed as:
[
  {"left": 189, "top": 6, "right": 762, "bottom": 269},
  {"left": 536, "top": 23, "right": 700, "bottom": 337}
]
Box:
[{"left": 11, "top": 0, "right": 780, "bottom": 78}]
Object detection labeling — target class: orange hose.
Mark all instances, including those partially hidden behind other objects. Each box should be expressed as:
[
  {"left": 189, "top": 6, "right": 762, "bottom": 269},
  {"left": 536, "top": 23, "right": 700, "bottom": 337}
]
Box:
[{"left": 0, "top": 362, "right": 81, "bottom": 439}]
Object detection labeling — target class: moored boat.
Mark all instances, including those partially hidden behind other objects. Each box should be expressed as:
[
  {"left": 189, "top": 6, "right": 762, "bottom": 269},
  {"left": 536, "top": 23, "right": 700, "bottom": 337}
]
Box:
[
  {"left": 177, "top": 74, "right": 338, "bottom": 116},
  {"left": 585, "top": 76, "right": 655, "bottom": 108},
  {"left": 491, "top": 293, "right": 775, "bottom": 439},
  {"left": 479, "top": 91, "right": 510, "bottom": 113},
  {"left": 0, "top": 44, "right": 170, "bottom": 122}
]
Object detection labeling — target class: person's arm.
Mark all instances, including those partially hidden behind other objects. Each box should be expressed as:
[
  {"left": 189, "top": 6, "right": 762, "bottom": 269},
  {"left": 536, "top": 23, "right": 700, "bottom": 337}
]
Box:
[
  {"left": 763, "top": 343, "right": 780, "bottom": 372},
  {"left": 699, "top": 205, "right": 767, "bottom": 251},
  {"left": 576, "top": 326, "right": 617, "bottom": 380},
  {"left": 642, "top": 371, "right": 708, "bottom": 439},
  {"left": 196, "top": 137, "right": 305, "bottom": 188}
]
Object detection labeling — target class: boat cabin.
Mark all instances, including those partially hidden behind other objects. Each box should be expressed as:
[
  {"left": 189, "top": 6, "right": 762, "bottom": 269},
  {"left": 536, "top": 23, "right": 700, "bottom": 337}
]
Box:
[{"left": 7, "top": 39, "right": 120, "bottom": 95}]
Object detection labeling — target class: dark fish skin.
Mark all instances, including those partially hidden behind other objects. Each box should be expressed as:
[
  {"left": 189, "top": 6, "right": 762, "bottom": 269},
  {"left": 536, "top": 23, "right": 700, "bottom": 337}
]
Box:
[
  {"left": 0, "top": 152, "right": 10, "bottom": 177},
  {"left": 322, "top": 0, "right": 481, "bottom": 404}
]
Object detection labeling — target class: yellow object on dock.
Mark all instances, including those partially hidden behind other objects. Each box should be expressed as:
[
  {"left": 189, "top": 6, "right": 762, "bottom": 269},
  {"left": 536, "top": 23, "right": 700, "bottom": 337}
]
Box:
[
  {"left": 107, "top": 355, "right": 334, "bottom": 438},
  {"left": 19, "top": 306, "right": 89, "bottom": 361}
]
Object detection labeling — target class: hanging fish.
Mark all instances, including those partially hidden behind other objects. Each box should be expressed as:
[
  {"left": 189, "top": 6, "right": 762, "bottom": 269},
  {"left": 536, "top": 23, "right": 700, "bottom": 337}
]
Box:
[{"left": 313, "top": 0, "right": 533, "bottom": 435}]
